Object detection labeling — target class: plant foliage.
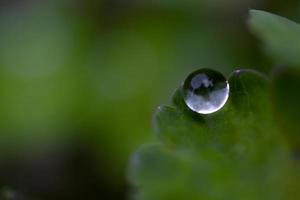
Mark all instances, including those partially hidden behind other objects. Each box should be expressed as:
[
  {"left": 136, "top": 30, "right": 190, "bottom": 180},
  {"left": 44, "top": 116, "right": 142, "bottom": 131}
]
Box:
[{"left": 128, "top": 10, "right": 300, "bottom": 200}]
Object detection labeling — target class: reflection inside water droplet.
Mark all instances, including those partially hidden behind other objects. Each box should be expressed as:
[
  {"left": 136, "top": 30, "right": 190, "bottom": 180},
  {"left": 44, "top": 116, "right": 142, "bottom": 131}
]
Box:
[{"left": 182, "top": 68, "right": 229, "bottom": 114}]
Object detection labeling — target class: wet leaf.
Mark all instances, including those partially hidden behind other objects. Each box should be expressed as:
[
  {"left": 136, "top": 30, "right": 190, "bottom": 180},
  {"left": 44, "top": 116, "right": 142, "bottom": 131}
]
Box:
[{"left": 129, "top": 68, "right": 294, "bottom": 200}]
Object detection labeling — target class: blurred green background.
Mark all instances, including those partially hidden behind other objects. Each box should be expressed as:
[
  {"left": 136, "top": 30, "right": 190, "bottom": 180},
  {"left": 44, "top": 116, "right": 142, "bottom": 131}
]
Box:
[{"left": 0, "top": 0, "right": 299, "bottom": 199}]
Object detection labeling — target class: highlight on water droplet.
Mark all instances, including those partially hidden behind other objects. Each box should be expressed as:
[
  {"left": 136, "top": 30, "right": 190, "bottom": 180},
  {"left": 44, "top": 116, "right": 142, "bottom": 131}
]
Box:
[{"left": 182, "top": 68, "right": 229, "bottom": 114}]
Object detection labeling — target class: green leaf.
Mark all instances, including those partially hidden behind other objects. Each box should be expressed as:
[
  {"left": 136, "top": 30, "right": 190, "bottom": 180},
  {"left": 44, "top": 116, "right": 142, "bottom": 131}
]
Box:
[
  {"left": 248, "top": 9, "right": 300, "bottom": 68},
  {"left": 271, "top": 67, "right": 300, "bottom": 150},
  {"left": 129, "top": 69, "right": 296, "bottom": 200},
  {"left": 129, "top": 9, "right": 300, "bottom": 200}
]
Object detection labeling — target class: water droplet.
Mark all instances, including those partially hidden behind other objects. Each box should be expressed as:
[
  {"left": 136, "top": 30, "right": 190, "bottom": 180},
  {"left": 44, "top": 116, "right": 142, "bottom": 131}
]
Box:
[{"left": 182, "top": 68, "right": 229, "bottom": 114}]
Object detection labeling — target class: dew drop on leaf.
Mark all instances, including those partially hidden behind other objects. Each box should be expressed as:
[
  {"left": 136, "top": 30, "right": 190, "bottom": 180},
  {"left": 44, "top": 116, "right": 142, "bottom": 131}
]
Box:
[{"left": 182, "top": 68, "right": 229, "bottom": 114}]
